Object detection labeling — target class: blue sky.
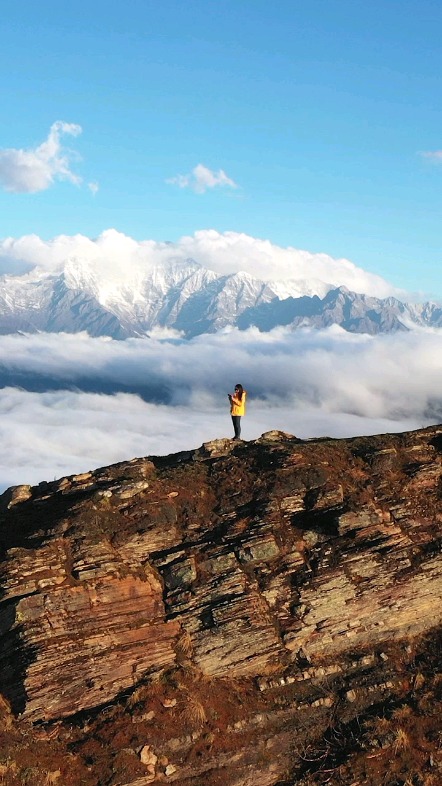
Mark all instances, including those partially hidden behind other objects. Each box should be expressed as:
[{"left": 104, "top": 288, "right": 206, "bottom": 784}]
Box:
[{"left": 1, "top": 0, "right": 442, "bottom": 296}]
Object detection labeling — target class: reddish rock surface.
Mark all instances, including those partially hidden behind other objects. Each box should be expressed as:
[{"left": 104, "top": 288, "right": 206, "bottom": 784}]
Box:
[{"left": 1, "top": 426, "right": 442, "bottom": 785}]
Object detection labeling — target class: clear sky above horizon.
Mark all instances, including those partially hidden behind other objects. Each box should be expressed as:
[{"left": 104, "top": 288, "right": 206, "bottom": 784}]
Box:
[{"left": 1, "top": 0, "right": 442, "bottom": 298}]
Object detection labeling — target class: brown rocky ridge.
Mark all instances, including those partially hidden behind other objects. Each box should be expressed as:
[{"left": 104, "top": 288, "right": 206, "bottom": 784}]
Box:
[{"left": 1, "top": 425, "right": 442, "bottom": 786}]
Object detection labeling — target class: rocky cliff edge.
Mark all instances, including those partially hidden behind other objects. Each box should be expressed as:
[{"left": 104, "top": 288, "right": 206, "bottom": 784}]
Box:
[{"left": 1, "top": 427, "right": 442, "bottom": 785}]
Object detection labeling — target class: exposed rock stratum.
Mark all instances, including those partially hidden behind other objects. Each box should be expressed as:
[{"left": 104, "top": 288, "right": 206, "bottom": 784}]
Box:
[{"left": 2, "top": 427, "right": 442, "bottom": 785}]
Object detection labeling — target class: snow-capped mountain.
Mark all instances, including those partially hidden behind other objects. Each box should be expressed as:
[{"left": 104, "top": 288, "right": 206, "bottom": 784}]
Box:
[
  {"left": 237, "top": 287, "right": 442, "bottom": 334},
  {"left": 0, "top": 253, "right": 440, "bottom": 338}
]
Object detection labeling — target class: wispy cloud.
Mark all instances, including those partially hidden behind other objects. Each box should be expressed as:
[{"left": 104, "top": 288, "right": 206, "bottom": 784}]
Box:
[
  {"left": 88, "top": 181, "right": 99, "bottom": 196},
  {"left": 0, "top": 121, "right": 95, "bottom": 194},
  {"left": 420, "top": 150, "right": 442, "bottom": 163},
  {"left": 167, "top": 163, "right": 238, "bottom": 194}
]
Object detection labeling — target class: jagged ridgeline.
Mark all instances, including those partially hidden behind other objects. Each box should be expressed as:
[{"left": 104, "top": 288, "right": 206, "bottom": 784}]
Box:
[
  {"left": 1, "top": 427, "right": 442, "bottom": 785},
  {"left": 0, "top": 254, "right": 441, "bottom": 338}
]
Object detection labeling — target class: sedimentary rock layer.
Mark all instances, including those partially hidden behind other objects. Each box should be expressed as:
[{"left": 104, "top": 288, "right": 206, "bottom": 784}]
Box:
[{"left": 1, "top": 426, "right": 442, "bottom": 784}]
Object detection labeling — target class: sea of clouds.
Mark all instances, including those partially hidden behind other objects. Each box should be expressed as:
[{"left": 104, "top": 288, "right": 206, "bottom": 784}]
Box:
[{"left": 0, "top": 324, "right": 440, "bottom": 491}]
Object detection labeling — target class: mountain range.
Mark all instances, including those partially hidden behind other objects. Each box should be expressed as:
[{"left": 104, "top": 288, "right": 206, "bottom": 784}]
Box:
[{"left": 0, "top": 254, "right": 440, "bottom": 338}]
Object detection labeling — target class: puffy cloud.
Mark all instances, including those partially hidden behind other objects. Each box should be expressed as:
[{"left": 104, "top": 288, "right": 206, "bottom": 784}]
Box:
[
  {"left": 172, "top": 230, "right": 402, "bottom": 297},
  {"left": 0, "top": 228, "right": 401, "bottom": 298},
  {"left": 0, "top": 121, "right": 84, "bottom": 194},
  {"left": 0, "top": 325, "right": 439, "bottom": 489},
  {"left": 167, "top": 164, "right": 238, "bottom": 193}
]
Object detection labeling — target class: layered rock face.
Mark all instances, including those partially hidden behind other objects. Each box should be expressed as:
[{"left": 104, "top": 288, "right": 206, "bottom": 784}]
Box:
[{"left": 2, "top": 427, "right": 442, "bottom": 785}]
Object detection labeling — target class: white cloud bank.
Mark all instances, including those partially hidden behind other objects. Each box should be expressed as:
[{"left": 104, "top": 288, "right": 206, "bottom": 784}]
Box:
[
  {"left": 0, "top": 325, "right": 439, "bottom": 490},
  {"left": 0, "top": 228, "right": 401, "bottom": 298},
  {"left": 167, "top": 164, "right": 238, "bottom": 193},
  {"left": 0, "top": 121, "right": 90, "bottom": 194},
  {"left": 0, "top": 388, "right": 425, "bottom": 493},
  {"left": 0, "top": 326, "right": 439, "bottom": 420}
]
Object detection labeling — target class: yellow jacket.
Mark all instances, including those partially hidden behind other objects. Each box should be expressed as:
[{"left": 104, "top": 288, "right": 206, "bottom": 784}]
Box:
[{"left": 230, "top": 391, "right": 247, "bottom": 416}]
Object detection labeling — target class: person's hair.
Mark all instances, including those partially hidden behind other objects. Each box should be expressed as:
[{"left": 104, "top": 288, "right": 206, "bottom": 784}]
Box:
[{"left": 235, "top": 383, "right": 243, "bottom": 400}]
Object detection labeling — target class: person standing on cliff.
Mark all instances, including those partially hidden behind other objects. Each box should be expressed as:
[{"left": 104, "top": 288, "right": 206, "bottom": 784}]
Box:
[{"left": 228, "top": 384, "right": 247, "bottom": 440}]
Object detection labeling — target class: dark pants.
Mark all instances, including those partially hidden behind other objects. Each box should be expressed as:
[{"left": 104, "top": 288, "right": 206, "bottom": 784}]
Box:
[{"left": 231, "top": 415, "right": 241, "bottom": 439}]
